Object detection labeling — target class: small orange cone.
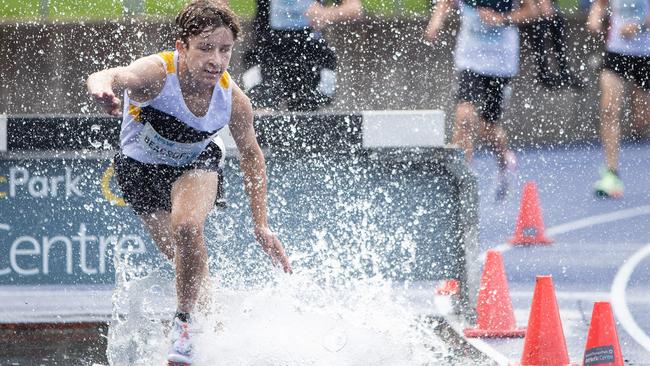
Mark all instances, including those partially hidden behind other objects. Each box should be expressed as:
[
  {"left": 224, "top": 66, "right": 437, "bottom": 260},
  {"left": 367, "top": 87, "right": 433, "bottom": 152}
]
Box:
[
  {"left": 434, "top": 279, "right": 460, "bottom": 295},
  {"left": 520, "top": 275, "right": 571, "bottom": 365},
  {"left": 509, "top": 181, "right": 553, "bottom": 245},
  {"left": 464, "top": 250, "right": 526, "bottom": 338},
  {"left": 582, "top": 301, "right": 624, "bottom": 366}
]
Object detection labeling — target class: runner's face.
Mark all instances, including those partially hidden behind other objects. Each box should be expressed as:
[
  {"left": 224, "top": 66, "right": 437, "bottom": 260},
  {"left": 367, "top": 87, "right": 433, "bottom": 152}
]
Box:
[{"left": 178, "top": 26, "right": 234, "bottom": 89}]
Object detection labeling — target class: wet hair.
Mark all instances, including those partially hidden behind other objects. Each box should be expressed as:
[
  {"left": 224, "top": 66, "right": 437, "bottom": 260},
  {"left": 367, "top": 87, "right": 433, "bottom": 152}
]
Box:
[{"left": 175, "top": 0, "right": 240, "bottom": 45}]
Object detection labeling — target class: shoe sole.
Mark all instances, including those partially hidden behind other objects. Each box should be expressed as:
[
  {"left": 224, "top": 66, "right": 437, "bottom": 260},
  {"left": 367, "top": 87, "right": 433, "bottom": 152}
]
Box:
[
  {"left": 595, "top": 189, "right": 623, "bottom": 199},
  {"left": 168, "top": 354, "right": 192, "bottom": 365}
]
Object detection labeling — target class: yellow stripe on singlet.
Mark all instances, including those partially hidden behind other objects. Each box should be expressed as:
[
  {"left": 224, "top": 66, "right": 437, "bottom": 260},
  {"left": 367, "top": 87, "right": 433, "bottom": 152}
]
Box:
[
  {"left": 219, "top": 71, "right": 230, "bottom": 89},
  {"left": 128, "top": 104, "right": 141, "bottom": 121},
  {"left": 158, "top": 51, "right": 175, "bottom": 74}
]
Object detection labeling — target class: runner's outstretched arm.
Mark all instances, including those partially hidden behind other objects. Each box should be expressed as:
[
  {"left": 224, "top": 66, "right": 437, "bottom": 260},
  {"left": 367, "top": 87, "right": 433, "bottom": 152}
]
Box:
[
  {"left": 229, "top": 85, "right": 293, "bottom": 274},
  {"left": 424, "top": 0, "right": 454, "bottom": 43},
  {"left": 306, "top": 0, "right": 363, "bottom": 30},
  {"left": 86, "top": 56, "right": 166, "bottom": 116},
  {"left": 587, "top": 0, "right": 607, "bottom": 34}
]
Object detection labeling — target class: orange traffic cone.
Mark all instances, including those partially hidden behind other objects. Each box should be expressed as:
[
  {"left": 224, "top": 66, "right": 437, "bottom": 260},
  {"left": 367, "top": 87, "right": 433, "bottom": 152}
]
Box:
[
  {"left": 582, "top": 301, "right": 624, "bottom": 366},
  {"left": 520, "top": 275, "right": 571, "bottom": 365},
  {"left": 509, "top": 181, "right": 553, "bottom": 245},
  {"left": 434, "top": 279, "right": 460, "bottom": 296},
  {"left": 464, "top": 250, "right": 526, "bottom": 338}
]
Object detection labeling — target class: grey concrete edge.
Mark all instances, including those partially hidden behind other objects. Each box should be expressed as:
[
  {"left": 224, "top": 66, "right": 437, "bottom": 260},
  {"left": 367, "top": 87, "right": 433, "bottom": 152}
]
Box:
[
  {"left": 436, "top": 147, "right": 479, "bottom": 323},
  {"left": 365, "top": 146, "right": 480, "bottom": 322}
]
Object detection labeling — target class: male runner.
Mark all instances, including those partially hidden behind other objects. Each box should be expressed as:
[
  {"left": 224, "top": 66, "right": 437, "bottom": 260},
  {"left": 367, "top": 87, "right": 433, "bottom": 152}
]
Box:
[
  {"left": 425, "top": 0, "right": 538, "bottom": 200},
  {"left": 239, "top": 0, "right": 362, "bottom": 111},
  {"left": 87, "top": 1, "right": 292, "bottom": 364},
  {"left": 588, "top": 0, "right": 650, "bottom": 198}
]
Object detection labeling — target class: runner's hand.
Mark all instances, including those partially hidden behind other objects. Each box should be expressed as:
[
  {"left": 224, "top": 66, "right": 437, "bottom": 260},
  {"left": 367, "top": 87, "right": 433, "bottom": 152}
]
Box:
[
  {"left": 478, "top": 8, "right": 507, "bottom": 26},
  {"left": 305, "top": 3, "right": 331, "bottom": 31},
  {"left": 620, "top": 22, "right": 642, "bottom": 38},
  {"left": 90, "top": 90, "right": 122, "bottom": 116},
  {"left": 254, "top": 227, "right": 293, "bottom": 274}
]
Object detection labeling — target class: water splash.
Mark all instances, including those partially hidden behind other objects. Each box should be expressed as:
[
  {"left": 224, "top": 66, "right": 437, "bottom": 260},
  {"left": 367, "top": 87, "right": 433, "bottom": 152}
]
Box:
[
  {"left": 105, "top": 155, "right": 459, "bottom": 365},
  {"left": 107, "top": 269, "right": 449, "bottom": 366}
]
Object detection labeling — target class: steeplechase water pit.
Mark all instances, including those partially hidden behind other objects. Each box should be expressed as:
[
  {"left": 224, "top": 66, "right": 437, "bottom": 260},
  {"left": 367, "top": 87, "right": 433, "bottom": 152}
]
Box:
[{"left": 0, "top": 112, "right": 490, "bottom": 365}]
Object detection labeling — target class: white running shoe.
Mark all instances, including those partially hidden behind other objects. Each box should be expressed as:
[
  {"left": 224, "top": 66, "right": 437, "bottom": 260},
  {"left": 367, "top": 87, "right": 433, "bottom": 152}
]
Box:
[{"left": 167, "top": 317, "right": 193, "bottom": 365}]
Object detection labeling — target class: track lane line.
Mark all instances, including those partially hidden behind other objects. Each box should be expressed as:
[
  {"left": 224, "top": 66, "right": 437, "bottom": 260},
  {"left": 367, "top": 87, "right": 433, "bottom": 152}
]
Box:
[
  {"left": 546, "top": 205, "right": 650, "bottom": 237},
  {"left": 610, "top": 243, "right": 650, "bottom": 352}
]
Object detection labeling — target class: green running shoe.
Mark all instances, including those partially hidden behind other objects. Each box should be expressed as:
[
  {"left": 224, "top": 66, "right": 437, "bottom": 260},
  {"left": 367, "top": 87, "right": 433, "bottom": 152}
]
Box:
[{"left": 594, "top": 169, "right": 624, "bottom": 198}]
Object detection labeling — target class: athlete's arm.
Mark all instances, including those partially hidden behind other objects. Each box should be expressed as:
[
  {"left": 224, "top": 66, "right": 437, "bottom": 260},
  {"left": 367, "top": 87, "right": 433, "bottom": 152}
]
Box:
[
  {"left": 479, "top": 0, "right": 539, "bottom": 26},
  {"left": 86, "top": 55, "right": 166, "bottom": 116},
  {"left": 587, "top": 0, "right": 608, "bottom": 34},
  {"left": 619, "top": 9, "right": 649, "bottom": 38},
  {"left": 229, "top": 85, "right": 292, "bottom": 274},
  {"left": 306, "top": 0, "right": 363, "bottom": 30},
  {"left": 424, "top": 0, "right": 453, "bottom": 43},
  {"left": 536, "top": 0, "right": 556, "bottom": 18}
]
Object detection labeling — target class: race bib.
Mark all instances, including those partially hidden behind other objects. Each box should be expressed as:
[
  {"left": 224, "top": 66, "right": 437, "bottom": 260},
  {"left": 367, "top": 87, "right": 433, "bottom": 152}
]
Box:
[{"left": 138, "top": 123, "right": 205, "bottom": 166}]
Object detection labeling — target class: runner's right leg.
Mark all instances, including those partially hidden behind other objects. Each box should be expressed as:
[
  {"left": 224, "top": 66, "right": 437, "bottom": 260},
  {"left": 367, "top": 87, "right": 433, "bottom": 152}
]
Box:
[
  {"left": 170, "top": 169, "right": 219, "bottom": 314},
  {"left": 631, "top": 84, "right": 650, "bottom": 140},
  {"left": 599, "top": 70, "right": 625, "bottom": 172},
  {"left": 453, "top": 102, "right": 480, "bottom": 163},
  {"left": 594, "top": 70, "right": 625, "bottom": 198},
  {"left": 165, "top": 169, "right": 219, "bottom": 364},
  {"left": 480, "top": 121, "right": 513, "bottom": 201},
  {"left": 140, "top": 212, "right": 175, "bottom": 261}
]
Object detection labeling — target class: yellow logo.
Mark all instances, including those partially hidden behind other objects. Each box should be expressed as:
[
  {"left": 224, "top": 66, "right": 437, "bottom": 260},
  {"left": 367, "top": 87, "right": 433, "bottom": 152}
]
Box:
[
  {"left": 0, "top": 176, "right": 6, "bottom": 199},
  {"left": 100, "top": 164, "right": 126, "bottom": 206}
]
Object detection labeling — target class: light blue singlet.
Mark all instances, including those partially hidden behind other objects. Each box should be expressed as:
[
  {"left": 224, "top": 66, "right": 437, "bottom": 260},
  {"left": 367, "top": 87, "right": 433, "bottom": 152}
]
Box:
[
  {"left": 607, "top": 0, "right": 650, "bottom": 56},
  {"left": 269, "top": 0, "right": 315, "bottom": 30},
  {"left": 454, "top": 1, "right": 520, "bottom": 77}
]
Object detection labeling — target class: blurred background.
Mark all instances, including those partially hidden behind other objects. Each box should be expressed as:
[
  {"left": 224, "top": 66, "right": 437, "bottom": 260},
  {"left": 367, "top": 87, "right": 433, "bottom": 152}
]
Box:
[
  {"left": 0, "top": 0, "right": 617, "bottom": 148},
  {"left": 1, "top": 0, "right": 585, "bottom": 19}
]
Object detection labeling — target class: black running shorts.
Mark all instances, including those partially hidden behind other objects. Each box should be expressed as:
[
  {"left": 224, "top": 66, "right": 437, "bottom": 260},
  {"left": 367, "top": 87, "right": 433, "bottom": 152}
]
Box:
[
  {"left": 247, "top": 29, "right": 337, "bottom": 112},
  {"left": 603, "top": 51, "right": 650, "bottom": 91},
  {"left": 456, "top": 70, "right": 511, "bottom": 123},
  {"left": 113, "top": 141, "right": 225, "bottom": 216}
]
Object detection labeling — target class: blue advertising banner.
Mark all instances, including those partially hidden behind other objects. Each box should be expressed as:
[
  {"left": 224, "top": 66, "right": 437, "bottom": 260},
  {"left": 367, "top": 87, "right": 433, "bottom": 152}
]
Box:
[
  {"left": 0, "top": 150, "right": 472, "bottom": 322},
  {"left": 0, "top": 157, "right": 151, "bottom": 286}
]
